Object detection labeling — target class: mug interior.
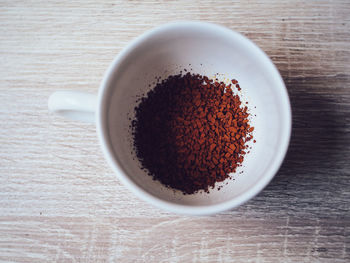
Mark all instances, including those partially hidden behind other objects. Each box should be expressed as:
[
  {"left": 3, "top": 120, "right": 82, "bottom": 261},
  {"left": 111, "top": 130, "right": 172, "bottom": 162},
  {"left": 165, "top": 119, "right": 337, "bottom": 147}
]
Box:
[{"left": 98, "top": 22, "right": 291, "bottom": 214}]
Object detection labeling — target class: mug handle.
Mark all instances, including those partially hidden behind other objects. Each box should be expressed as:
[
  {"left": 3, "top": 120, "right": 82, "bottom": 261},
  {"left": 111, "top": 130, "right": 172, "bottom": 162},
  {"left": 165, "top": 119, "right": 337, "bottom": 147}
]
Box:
[{"left": 48, "top": 91, "right": 97, "bottom": 123}]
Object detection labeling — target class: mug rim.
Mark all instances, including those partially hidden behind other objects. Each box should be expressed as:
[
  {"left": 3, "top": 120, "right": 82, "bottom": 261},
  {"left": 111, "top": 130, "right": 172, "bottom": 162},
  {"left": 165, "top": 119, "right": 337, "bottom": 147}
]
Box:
[{"left": 96, "top": 21, "right": 292, "bottom": 215}]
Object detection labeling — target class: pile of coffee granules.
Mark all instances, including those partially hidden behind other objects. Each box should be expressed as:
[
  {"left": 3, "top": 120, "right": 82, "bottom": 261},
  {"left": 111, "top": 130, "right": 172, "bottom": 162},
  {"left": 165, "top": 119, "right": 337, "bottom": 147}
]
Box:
[{"left": 132, "top": 72, "right": 254, "bottom": 194}]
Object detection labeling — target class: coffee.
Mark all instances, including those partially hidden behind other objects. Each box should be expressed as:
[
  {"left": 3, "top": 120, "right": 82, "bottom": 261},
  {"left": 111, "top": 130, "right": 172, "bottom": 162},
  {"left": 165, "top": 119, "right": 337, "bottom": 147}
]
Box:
[{"left": 132, "top": 72, "right": 254, "bottom": 194}]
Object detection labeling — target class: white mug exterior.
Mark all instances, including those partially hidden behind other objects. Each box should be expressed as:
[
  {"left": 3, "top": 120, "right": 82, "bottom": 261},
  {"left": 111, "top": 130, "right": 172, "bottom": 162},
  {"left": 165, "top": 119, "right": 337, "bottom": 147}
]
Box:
[
  {"left": 48, "top": 91, "right": 96, "bottom": 122},
  {"left": 48, "top": 21, "right": 292, "bottom": 215}
]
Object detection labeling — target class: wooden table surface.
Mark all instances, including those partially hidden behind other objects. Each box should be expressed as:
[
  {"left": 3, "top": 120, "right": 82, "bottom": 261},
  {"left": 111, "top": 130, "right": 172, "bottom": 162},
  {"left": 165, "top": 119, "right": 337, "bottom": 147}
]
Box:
[{"left": 1, "top": 1, "right": 349, "bottom": 262}]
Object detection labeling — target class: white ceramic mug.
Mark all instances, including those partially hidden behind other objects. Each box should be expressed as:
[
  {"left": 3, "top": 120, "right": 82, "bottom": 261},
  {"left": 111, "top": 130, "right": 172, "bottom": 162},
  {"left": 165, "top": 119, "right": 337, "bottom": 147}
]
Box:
[{"left": 48, "top": 22, "right": 291, "bottom": 215}]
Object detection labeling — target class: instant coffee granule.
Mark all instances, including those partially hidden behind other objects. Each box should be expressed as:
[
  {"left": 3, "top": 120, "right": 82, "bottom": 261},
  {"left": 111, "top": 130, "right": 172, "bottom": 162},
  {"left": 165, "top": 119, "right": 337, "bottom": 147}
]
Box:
[{"left": 132, "top": 72, "right": 254, "bottom": 194}]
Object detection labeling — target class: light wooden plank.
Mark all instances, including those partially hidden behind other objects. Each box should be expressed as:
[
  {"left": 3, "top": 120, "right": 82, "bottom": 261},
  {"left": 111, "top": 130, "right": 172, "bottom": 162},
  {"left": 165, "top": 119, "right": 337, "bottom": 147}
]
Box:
[{"left": 0, "top": 0, "right": 349, "bottom": 262}]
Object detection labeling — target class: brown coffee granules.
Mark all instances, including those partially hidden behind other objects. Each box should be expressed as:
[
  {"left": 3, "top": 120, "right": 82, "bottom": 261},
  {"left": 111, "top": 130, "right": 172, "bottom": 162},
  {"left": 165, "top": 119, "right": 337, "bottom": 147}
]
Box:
[{"left": 132, "top": 72, "right": 253, "bottom": 194}]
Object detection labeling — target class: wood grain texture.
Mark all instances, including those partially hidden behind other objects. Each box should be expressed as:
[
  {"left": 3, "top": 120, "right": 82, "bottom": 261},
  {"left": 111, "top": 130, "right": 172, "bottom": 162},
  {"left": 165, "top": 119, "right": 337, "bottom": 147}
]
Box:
[{"left": 0, "top": 0, "right": 349, "bottom": 262}]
